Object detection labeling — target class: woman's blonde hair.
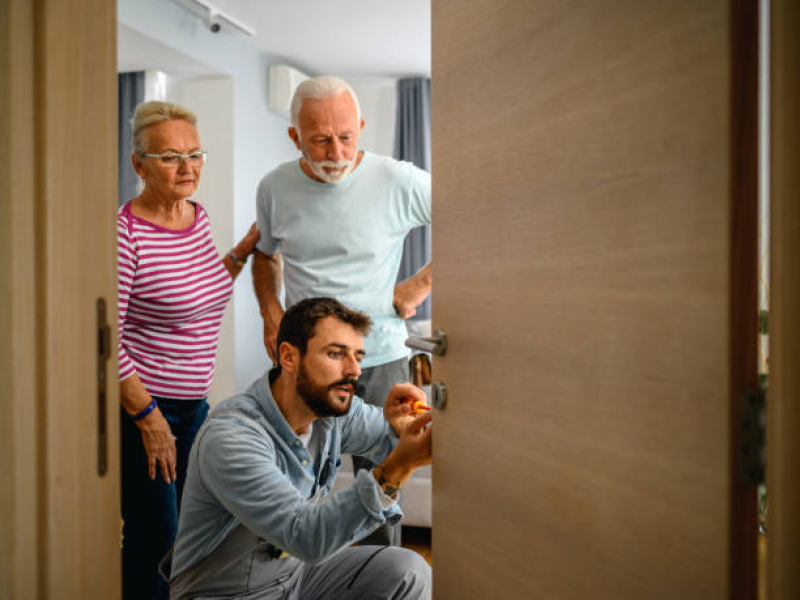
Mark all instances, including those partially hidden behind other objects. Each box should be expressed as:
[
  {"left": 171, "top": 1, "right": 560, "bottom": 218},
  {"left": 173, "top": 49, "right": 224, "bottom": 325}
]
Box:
[{"left": 131, "top": 101, "right": 198, "bottom": 154}]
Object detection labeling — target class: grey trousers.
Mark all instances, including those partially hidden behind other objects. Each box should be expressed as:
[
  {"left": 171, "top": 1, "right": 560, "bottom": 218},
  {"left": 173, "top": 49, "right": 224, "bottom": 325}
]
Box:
[
  {"left": 352, "top": 357, "right": 409, "bottom": 547},
  {"left": 168, "top": 526, "right": 430, "bottom": 600},
  {"left": 288, "top": 546, "right": 431, "bottom": 600}
]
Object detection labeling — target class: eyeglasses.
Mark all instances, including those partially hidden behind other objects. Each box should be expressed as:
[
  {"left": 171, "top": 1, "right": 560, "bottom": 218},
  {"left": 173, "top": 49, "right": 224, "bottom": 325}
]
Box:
[{"left": 139, "top": 150, "right": 207, "bottom": 167}]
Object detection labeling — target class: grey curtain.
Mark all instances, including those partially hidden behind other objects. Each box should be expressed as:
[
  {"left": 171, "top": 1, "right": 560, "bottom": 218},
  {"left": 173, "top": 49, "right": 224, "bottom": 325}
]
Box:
[
  {"left": 118, "top": 71, "right": 145, "bottom": 207},
  {"left": 394, "top": 77, "right": 432, "bottom": 320}
]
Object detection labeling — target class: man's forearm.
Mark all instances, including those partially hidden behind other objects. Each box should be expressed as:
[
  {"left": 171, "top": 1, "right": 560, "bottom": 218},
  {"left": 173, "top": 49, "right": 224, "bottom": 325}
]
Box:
[
  {"left": 373, "top": 457, "right": 415, "bottom": 497},
  {"left": 252, "top": 250, "right": 284, "bottom": 317},
  {"left": 410, "top": 262, "right": 431, "bottom": 294}
]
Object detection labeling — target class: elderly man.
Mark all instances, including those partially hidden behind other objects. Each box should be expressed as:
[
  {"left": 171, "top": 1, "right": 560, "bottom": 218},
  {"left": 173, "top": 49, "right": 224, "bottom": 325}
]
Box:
[
  {"left": 168, "top": 297, "right": 432, "bottom": 599},
  {"left": 252, "top": 75, "right": 432, "bottom": 546}
]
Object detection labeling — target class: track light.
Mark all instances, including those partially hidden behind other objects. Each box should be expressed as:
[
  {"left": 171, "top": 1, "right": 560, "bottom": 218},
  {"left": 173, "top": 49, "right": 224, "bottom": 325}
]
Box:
[{"left": 172, "top": 0, "right": 256, "bottom": 37}]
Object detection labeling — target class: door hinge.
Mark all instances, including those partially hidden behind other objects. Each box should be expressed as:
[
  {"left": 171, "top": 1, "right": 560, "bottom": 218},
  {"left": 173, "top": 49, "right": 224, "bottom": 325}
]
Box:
[{"left": 738, "top": 386, "right": 766, "bottom": 485}]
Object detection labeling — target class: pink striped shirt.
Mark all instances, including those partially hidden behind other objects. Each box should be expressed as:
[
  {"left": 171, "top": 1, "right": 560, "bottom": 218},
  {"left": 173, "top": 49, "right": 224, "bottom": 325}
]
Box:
[{"left": 117, "top": 201, "right": 233, "bottom": 399}]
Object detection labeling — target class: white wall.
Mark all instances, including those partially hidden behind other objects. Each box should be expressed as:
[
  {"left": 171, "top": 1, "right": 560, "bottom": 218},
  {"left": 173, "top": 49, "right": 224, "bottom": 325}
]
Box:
[
  {"left": 170, "top": 77, "right": 236, "bottom": 406},
  {"left": 118, "top": 0, "right": 399, "bottom": 395},
  {"left": 349, "top": 76, "right": 397, "bottom": 157}
]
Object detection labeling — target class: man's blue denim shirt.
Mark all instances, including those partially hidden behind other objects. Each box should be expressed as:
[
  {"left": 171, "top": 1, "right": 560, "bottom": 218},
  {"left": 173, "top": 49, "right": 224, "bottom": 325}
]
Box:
[{"left": 171, "top": 374, "right": 402, "bottom": 580}]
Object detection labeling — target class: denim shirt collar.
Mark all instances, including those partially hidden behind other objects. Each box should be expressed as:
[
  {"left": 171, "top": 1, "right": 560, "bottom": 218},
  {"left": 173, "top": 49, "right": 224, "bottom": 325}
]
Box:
[{"left": 248, "top": 375, "right": 334, "bottom": 449}]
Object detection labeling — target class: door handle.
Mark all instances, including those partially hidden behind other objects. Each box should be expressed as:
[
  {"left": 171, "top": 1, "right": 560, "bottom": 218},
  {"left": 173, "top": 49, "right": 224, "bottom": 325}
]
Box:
[
  {"left": 96, "top": 298, "right": 110, "bottom": 477},
  {"left": 405, "top": 328, "right": 448, "bottom": 356}
]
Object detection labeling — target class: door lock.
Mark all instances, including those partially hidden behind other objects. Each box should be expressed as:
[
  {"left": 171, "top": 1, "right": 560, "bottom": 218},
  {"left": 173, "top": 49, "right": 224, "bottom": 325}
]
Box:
[{"left": 431, "top": 381, "right": 448, "bottom": 410}]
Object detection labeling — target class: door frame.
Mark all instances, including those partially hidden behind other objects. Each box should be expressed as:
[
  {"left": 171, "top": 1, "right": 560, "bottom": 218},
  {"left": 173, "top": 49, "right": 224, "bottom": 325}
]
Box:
[
  {"left": 767, "top": 1, "right": 800, "bottom": 598},
  {"left": 1, "top": 0, "right": 120, "bottom": 597}
]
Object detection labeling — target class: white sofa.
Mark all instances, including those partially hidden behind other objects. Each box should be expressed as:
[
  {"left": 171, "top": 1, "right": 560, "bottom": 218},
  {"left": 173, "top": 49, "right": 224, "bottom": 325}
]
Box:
[{"left": 332, "top": 454, "right": 432, "bottom": 527}]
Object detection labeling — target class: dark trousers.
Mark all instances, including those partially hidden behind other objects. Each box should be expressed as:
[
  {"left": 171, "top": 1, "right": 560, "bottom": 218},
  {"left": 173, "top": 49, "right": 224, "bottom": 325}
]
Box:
[
  {"left": 121, "top": 397, "right": 209, "bottom": 600},
  {"left": 352, "top": 357, "right": 409, "bottom": 547}
]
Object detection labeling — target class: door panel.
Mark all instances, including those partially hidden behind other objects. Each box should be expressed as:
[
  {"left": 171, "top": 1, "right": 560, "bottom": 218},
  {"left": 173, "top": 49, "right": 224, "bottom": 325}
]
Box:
[
  {"left": 768, "top": 1, "right": 800, "bottom": 598},
  {"left": 42, "top": 0, "right": 120, "bottom": 596},
  {"left": 0, "top": 0, "right": 120, "bottom": 597},
  {"left": 431, "top": 1, "right": 754, "bottom": 597}
]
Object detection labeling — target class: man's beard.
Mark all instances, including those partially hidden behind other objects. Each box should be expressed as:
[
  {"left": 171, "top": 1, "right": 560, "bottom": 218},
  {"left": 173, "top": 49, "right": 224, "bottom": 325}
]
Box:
[
  {"left": 296, "top": 360, "right": 357, "bottom": 417},
  {"left": 301, "top": 146, "right": 356, "bottom": 184}
]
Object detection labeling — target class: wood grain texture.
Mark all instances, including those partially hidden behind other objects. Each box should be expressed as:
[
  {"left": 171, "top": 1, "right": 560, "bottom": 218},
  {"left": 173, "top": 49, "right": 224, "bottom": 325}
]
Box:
[
  {"left": 0, "top": 0, "right": 40, "bottom": 597},
  {"left": 38, "top": 0, "right": 120, "bottom": 595},
  {"left": 768, "top": 1, "right": 800, "bottom": 598},
  {"left": 0, "top": 0, "right": 126, "bottom": 597},
  {"left": 431, "top": 1, "right": 742, "bottom": 597}
]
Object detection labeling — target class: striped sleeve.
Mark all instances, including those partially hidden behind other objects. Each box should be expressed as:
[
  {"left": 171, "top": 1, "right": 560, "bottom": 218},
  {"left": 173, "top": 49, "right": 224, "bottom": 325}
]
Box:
[{"left": 117, "top": 215, "right": 137, "bottom": 381}]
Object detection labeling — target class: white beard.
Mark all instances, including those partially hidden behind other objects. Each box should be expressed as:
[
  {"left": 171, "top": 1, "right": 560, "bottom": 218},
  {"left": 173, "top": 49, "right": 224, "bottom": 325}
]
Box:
[{"left": 306, "top": 157, "right": 356, "bottom": 184}]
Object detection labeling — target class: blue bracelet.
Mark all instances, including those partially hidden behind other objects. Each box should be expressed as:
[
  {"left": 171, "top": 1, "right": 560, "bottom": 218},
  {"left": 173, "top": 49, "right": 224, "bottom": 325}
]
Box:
[{"left": 131, "top": 399, "right": 157, "bottom": 421}]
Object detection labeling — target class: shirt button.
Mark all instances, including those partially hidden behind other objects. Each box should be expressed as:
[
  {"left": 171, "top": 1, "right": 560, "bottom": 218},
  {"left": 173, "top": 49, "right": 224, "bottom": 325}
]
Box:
[
  {"left": 294, "top": 440, "right": 301, "bottom": 446},
  {"left": 301, "top": 459, "right": 308, "bottom": 466}
]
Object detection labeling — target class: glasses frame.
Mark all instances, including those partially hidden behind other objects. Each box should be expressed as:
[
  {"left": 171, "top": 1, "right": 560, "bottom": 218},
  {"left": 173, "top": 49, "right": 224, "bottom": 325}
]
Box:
[{"left": 138, "top": 149, "right": 208, "bottom": 167}]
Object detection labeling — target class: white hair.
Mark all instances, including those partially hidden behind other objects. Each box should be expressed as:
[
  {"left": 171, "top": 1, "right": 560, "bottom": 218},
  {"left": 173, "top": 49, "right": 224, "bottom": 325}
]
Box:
[{"left": 289, "top": 76, "right": 361, "bottom": 131}]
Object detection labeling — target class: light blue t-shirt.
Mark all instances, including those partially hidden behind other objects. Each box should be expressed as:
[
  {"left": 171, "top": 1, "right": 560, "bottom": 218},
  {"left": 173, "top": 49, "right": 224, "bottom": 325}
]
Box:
[{"left": 255, "top": 151, "right": 432, "bottom": 368}]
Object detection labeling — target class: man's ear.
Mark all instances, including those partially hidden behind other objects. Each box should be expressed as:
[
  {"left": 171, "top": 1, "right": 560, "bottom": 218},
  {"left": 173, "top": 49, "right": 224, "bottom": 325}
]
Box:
[
  {"left": 359, "top": 118, "right": 365, "bottom": 132},
  {"left": 279, "top": 341, "right": 301, "bottom": 375},
  {"left": 288, "top": 127, "right": 302, "bottom": 151}
]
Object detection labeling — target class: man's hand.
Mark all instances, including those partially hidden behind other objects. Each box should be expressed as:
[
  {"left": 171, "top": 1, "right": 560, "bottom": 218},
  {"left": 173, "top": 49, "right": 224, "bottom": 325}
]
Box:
[
  {"left": 252, "top": 251, "right": 285, "bottom": 363},
  {"left": 391, "top": 411, "right": 432, "bottom": 469},
  {"left": 392, "top": 263, "right": 432, "bottom": 319},
  {"left": 374, "top": 410, "right": 432, "bottom": 496},
  {"left": 262, "top": 307, "right": 283, "bottom": 364},
  {"left": 384, "top": 382, "right": 428, "bottom": 436},
  {"left": 136, "top": 408, "right": 177, "bottom": 484}
]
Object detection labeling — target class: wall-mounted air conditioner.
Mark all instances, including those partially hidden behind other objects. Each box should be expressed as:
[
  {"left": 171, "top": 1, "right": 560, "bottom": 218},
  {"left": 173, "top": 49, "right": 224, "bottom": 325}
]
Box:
[{"left": 268, "top": 64, "right": 309, "bottom": 121}]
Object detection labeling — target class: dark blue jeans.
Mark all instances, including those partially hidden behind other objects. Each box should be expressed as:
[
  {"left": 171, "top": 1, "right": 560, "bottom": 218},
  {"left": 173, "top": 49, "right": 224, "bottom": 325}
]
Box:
[{"left": 121, "top": 397, "right": 209, "bottom": 600}]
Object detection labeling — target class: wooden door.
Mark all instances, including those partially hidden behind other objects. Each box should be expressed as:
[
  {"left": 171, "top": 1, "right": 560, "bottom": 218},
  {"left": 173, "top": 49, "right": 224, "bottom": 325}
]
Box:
[
  {"left": 767, "top": 1, "right": 800, "bottom": 598},
  {"left": 431, "top": 1, "right": 758, "bottom": 598},
  {"left": 0, "top": 0, "right": 120, "bottom": 597}
]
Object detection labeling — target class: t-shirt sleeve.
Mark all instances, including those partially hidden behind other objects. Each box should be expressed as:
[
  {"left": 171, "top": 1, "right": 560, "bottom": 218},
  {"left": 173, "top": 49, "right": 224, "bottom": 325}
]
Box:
[
  {"left": 404, "top": 163, "right": 432, "bottom": 228},
  {"left": 255, "top": 177, "right": 279, "bottom": 255}
]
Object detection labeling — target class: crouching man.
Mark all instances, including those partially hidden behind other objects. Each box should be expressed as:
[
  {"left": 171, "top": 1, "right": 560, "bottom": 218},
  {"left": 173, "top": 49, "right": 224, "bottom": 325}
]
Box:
[{"left": 167, "top": 297, "right": 432, "bottom": 599}]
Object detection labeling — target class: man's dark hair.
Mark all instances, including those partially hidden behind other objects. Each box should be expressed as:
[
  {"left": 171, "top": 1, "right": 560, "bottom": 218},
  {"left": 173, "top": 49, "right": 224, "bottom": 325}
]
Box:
[{"left": 269, "top": 297, "right": 372, "bottom": 382}]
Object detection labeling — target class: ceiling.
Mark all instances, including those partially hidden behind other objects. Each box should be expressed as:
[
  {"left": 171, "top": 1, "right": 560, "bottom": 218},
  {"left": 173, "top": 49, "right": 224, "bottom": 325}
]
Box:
[
  {"left": 211, "top": 0, "right": 430, "bottom": 76},
  {"left": 118, "top": 22, "right": 225, "bottom": 78},
  {"left": 120, "top": 0, "right": 431, "bottom": 78}
]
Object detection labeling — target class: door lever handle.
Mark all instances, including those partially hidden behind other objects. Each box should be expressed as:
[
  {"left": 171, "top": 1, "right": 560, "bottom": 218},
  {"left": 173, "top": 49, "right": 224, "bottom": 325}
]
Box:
[{"left": 405, "top": 328, "right": 448, "bottom": 356}]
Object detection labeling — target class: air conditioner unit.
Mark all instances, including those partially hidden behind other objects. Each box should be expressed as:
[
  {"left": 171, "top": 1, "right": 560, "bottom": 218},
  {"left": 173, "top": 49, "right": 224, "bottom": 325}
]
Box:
[{"left": 268, "top": 64, "right": 309, "bottom": 121}]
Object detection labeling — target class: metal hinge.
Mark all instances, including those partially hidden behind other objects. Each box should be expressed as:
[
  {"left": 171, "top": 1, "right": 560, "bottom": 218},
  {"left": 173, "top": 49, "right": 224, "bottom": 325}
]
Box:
[{"left": 738, "top": 386, "right": 766, "bottom": 485}]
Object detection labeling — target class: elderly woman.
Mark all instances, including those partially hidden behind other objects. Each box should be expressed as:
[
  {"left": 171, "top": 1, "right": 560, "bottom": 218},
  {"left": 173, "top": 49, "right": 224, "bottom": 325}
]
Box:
[{"left": 118, "top": 101, "right": 258, "bottom": 600}]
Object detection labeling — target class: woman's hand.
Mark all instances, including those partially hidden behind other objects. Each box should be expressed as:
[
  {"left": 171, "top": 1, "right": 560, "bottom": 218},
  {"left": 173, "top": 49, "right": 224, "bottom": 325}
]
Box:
[
  {"left": 135, "top": 408, "right": 177, "bottom": 484},
  {"left": 235, "top": 222, "right": 260, "bottom": 257},
  {"left": 225, "top": 223, "right": 261, "bottom": 281}
]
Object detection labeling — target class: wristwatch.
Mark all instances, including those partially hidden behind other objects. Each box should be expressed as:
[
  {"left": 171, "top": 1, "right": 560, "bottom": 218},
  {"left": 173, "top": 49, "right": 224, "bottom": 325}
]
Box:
[
  {"left": 227, "top": 250, "right": 246, "bottom": 267},
  {"left": 374, "top": 467, "right": 401, "bottom": 498}
]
